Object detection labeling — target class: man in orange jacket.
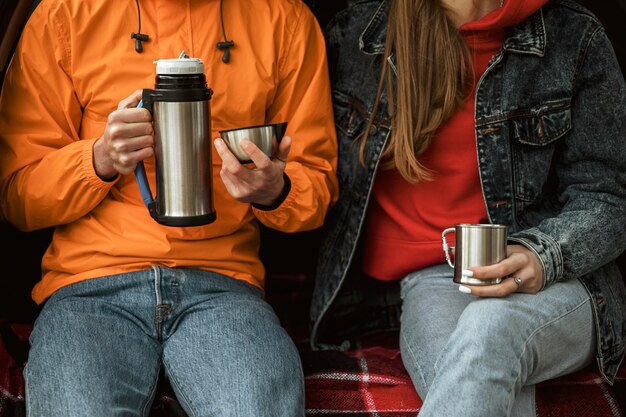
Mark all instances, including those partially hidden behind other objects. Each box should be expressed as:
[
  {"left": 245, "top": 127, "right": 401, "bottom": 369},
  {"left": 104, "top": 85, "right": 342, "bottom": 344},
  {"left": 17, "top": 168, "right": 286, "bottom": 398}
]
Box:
[{"left": 0, "top": 0, "right": 338, "bottom": 415}]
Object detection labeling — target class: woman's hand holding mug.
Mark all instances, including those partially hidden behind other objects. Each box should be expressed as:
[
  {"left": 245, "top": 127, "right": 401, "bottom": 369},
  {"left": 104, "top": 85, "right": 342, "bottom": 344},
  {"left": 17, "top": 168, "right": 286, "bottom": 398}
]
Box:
[
  {"left": 442, "top": 224, "right": 543, "bottom": 296},
  {"left": 459, "top": 244, "right": 544, "bottom": 296}
]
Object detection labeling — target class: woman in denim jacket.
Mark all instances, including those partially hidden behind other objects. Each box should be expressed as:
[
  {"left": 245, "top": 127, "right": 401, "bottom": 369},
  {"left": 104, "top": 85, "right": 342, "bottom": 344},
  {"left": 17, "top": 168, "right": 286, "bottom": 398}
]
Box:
[{"left": 311, "top": 0, "right": 626, "bottom": 415}]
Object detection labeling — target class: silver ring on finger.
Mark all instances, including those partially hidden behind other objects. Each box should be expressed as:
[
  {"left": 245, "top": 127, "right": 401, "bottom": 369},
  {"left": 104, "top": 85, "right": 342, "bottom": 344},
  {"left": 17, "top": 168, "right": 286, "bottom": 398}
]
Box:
[{"left": 512, "top": 275, "right": 523, "bottom": 289}]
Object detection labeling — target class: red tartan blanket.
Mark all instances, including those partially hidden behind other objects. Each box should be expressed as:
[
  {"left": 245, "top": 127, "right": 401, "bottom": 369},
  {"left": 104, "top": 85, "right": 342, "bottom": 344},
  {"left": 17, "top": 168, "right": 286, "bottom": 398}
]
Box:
[
  {"left": 301, "top": 332, "right": 626, "bottom": 416},
  {"left": 2, "top": 323, "right": 625, "bottom": 416}
]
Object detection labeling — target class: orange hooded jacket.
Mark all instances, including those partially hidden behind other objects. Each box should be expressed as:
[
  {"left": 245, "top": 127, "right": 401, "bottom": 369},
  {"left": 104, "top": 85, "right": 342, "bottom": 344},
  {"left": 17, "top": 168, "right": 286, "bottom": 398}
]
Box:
[{"left": 0, "top": 0, "right": 338, "bottom": 304}]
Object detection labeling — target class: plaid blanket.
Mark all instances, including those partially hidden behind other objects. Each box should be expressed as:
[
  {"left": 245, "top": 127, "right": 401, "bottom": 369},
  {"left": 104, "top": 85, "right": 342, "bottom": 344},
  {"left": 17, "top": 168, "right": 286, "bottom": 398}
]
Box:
[
  {"left": 302, "top": 331, "right": 626, "bottom": 416},
  {"left": 1, "top": 322, "right": 625, "bottom": 416}
]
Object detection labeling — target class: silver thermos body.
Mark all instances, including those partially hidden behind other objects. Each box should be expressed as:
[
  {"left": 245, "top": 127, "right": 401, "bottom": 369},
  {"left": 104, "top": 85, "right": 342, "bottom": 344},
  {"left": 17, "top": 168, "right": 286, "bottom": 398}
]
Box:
[{"left": 135, "top": 57, "right": 216, "bottom": 226}]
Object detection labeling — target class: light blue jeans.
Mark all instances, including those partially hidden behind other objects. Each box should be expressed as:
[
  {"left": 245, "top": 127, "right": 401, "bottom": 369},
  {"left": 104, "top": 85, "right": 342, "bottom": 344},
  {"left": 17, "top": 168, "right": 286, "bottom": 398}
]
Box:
[
  {"left": 399, "top": 264, "right": 595, "bottom": 417},
  {"left": 24, "top": 267, "right": 304, "bottom": 417}
]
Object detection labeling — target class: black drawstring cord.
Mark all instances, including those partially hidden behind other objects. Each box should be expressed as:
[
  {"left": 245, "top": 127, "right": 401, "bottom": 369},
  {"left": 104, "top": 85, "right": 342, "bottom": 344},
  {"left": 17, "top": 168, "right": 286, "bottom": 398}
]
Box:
[
  {"left": 216, "top": 0, "right": 235, "bottom": 63},
  {"left": 131, "top": 0, "right": 149, "bottom": 53},
  {"left": 131, "top": 0, "right": 234, "bottom": 62}
]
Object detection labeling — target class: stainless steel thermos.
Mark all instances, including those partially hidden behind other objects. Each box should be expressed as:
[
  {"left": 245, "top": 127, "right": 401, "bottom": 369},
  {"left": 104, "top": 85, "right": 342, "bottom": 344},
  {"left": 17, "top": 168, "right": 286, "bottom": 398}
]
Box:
[{"left": 134, "top": 55, "right": 216, "bottom": 226}]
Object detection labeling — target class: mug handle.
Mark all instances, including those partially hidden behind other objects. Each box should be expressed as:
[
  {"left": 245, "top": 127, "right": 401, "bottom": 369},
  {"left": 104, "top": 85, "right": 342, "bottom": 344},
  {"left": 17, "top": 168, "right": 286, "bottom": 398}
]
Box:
[
  {"left": 441, "top": 228, "right": 456, "bottom": 268},
  {"left": 133, "top": 94, "right": 158, "bottom": 218}
]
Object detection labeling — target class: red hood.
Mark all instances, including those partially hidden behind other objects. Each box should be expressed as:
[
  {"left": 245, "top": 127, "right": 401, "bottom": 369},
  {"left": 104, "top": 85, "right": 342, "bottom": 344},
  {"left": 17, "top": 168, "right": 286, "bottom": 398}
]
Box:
[{"left": 460, "top": 0, "right": 549, "bottom": 32}]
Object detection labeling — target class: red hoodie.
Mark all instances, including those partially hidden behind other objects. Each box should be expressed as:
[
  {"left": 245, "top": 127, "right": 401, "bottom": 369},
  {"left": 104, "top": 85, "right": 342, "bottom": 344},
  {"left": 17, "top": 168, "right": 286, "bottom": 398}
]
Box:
[{"left": 362, "top": 0, "right": 549, "bottom": 281}]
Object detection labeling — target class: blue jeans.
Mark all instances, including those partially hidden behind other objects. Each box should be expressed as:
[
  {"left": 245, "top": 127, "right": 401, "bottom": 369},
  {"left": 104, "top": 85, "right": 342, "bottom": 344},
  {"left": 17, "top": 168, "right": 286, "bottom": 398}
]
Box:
[
  {"left": 25, "top": 267, "right": 304, "bottom": 417},
  {"left": 399, "top": 264, "right": 595, "bottom": 417}
]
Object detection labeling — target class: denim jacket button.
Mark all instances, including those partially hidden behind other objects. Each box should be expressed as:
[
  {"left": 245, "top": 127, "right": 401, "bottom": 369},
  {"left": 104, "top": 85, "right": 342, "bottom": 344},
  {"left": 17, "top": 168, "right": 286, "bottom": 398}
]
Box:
[{"left": 369, "top": 124, "right": 378, "bottom": 135}]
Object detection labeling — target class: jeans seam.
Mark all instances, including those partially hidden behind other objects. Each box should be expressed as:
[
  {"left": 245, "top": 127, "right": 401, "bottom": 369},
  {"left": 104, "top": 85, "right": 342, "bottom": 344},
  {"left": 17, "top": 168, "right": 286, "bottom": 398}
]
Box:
[
  {"left": 140, "top": 361, "right": 162, "bottom": 417},
  {"left": 163, "top": 358, "right": 199, "bottom": 417},
  {"left": 400, "top": 330, "right": 429, "bottom": 393},
  {"left": 152, "top": 266, "right": 163, "bottom": 338},
  {"left": 24, "top": 363, "right": 32, "bottom": 417}
]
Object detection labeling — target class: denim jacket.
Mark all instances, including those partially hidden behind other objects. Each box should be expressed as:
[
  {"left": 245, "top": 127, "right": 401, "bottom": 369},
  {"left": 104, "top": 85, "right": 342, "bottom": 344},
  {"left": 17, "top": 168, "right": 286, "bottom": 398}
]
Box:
[{"left": 310, "top": 0, "right": 626, "bottom": 384}]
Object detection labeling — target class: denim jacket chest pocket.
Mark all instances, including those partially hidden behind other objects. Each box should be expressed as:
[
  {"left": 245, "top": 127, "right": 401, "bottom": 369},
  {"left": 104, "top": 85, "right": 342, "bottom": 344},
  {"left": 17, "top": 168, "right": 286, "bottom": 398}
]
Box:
[
  {"left": 334, "top": 90, "right": 365, "bottom": 138},
  {"left": 332, "top": 89, "right": 371, "bottom": 189},
  {"left": 333, "top": 89, "right": 389, "bottom": 188},
  {"left": 508, "top": 99, "right": 572, "bottom": 203}
]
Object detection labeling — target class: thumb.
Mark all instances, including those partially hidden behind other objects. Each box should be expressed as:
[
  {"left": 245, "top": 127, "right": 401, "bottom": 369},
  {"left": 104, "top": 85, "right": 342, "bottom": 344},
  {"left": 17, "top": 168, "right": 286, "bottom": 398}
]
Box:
[
  {"left": 276, "top": 135, "right": 292, "bottom": 163},
  {"left": 118, "top": 89, "right": 144, "bottom": 110}
]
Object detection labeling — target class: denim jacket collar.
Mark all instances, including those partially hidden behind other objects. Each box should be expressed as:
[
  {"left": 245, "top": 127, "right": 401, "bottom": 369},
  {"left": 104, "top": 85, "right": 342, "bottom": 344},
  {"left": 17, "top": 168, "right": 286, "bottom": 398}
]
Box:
[
  {"left": 504, "top": 9, "right": 546, "bottom": 56},
  {"left": 358, "top": 0, "right": 546, "bottom": 58}
]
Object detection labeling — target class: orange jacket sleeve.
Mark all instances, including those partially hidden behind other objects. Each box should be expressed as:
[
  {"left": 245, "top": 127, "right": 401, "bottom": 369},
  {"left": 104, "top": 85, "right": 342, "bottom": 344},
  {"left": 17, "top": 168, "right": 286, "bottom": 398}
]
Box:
[
  {"left": 252, "top": 3, "right": 339, "bottom": 233},
  {"left": 0, "top": 4, "right": 116, "bottom": 231}
]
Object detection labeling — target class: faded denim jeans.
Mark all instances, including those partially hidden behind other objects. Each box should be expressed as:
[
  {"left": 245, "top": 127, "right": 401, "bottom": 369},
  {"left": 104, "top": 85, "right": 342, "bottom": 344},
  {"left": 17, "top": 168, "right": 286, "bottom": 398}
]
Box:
[
  {"left": 25, "top": 267, "right": 304, "bottom": 417},
  {"left": 400, "top": 264, "right": 595, "bottom": 417}
]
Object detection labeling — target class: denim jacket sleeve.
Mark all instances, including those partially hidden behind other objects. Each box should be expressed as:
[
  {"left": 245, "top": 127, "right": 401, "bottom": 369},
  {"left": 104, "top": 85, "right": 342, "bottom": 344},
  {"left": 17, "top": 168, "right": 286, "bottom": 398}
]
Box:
[{"left": 509, "top": 27, "right": 626, "bottom": 289}]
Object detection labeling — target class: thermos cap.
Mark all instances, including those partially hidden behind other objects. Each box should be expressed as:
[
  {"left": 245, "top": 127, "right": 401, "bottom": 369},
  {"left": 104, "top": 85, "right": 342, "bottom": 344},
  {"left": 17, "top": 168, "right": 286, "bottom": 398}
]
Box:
[{"left": 154, "top": 58, "right": 204, "bottom": 75}]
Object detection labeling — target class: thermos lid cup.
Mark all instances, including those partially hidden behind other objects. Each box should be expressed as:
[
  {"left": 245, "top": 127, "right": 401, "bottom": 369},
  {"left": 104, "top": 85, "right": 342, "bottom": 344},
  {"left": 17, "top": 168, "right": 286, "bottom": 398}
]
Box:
[{"left": 154, "top": 58, "right": 204, "bottom": 75}]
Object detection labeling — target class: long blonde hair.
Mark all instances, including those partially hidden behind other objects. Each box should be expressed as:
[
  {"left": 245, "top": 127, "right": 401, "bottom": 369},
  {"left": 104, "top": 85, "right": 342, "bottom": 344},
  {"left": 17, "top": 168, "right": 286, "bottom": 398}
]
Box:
[{"left": 363, "top": 0, "right": 472, "bottom": 183}]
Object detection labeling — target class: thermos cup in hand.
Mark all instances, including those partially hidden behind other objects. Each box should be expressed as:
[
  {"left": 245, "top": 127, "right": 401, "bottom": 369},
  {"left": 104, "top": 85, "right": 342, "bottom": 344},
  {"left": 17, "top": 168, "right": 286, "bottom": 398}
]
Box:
[{"left": 219, "top": 123, "right": 288, "bottom": 164}]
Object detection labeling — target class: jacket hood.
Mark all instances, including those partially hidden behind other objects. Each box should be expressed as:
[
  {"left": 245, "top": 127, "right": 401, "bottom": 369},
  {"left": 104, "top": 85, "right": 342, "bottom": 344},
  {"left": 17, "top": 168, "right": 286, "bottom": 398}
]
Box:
[{"left": 460, "top": 0, "right": 549, "bottom": 32}]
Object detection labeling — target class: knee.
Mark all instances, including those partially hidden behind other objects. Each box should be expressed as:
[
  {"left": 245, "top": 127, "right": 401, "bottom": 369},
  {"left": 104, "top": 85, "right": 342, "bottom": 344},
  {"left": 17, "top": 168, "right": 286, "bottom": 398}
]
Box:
[
  {"left": 452, "top": 300, "right": 529, "bottom": 357},
  {"left": 262, "top": 333, "right": 303, "bottom": 386}
]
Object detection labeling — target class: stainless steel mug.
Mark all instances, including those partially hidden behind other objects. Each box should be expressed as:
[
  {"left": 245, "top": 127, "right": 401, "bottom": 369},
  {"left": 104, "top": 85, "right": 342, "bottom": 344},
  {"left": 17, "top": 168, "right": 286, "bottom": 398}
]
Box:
[
  {"left": 134, "top": 55, "right": 216, "bottom": 227},
  {"left": 441, "top": 224, "right": 507, "bottom": 285},
  {"left": 219, "top": 122, "right": 288, "bottom": 163}
]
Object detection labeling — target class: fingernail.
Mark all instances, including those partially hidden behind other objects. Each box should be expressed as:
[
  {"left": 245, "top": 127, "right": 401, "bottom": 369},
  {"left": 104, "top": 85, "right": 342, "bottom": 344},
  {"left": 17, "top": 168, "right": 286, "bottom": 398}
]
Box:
[
  {"left": 459, "top": 285, "right": 472, "bottom": 294},
  {"left": 462, "top": 269, "right": 474, "bottom": 277},
  {"left": 214, "top": 139, "right": 223, "bottom": 148}
]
